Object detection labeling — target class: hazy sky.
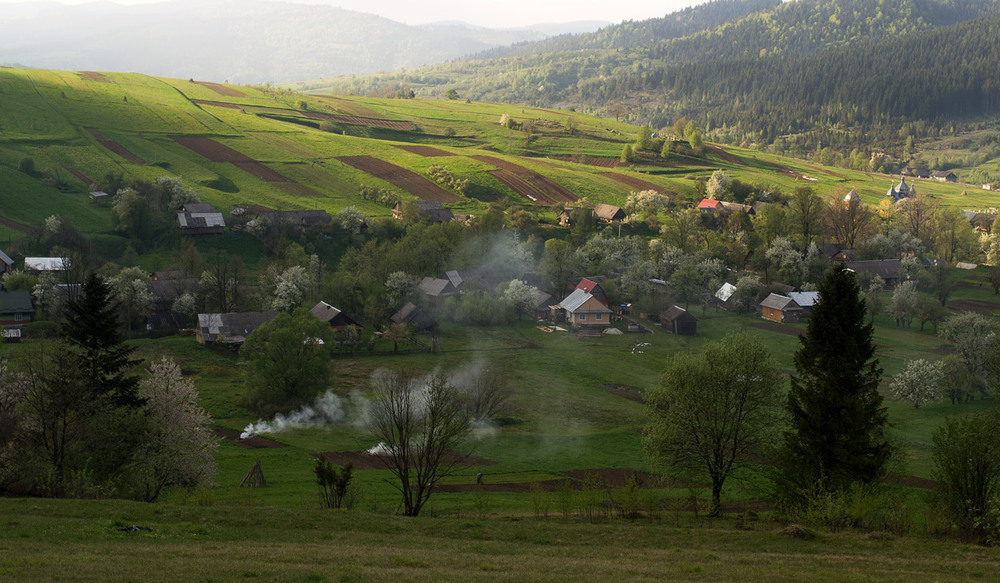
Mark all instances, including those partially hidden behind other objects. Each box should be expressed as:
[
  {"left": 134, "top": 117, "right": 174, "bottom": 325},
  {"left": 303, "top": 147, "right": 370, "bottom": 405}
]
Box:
[{"left": 0, "top": 0, "right": 707, "bottom": 28}]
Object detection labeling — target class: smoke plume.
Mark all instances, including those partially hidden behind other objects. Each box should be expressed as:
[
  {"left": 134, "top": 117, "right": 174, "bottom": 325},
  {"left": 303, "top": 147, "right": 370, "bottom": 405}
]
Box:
[{"left": 241, "top": 390, "right": 345, "bottom": 439}]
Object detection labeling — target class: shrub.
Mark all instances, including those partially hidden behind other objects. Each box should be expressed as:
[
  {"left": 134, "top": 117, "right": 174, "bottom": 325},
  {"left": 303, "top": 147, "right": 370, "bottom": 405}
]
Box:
[
  {"left": 18, "top": 157, "right": 35, "bottom": 174},
  {"left": 314, "top": 458, "right": 356, "bottom": 509},
  {"left": 932, "top": 409, "right": 1000, "bottom": 542}
]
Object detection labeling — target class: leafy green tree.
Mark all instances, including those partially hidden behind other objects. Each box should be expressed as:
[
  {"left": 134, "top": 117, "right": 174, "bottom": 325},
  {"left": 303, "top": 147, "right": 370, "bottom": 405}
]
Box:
[
  {"left": 444, "top": 88, "right": 460, "bottom": 100},
  {"left": 939, "top": 312, "right": 994, "bottom": 400},
  {"left": 783, "top": 265, "right": 891, "bottom": 495},
  {"left": 620, "top": 144, "right": 634, "bottom": 163},
  {"left": 645, "top": 332, "right": 782, "bottom": 517},
  {"left": 240, "top": 309, "right": 333, "bottom": 413},
  {"left": 787, "top": 186, "right": 823, "bottom": 249},
  {"left": 706, "top": 170, "right": 732, "bottom": 200}
]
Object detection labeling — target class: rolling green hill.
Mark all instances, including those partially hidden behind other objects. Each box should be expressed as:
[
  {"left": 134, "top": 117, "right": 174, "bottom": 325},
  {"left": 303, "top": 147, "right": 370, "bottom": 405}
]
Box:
[{"left": 0, "top": 65, "right": 990, "bottom": 245}]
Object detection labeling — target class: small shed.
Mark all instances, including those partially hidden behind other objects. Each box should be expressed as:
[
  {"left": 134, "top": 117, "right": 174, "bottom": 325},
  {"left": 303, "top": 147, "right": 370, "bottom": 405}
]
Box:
[
  {"left": 715, "top": 282, "right": 737, "bottom": 310},
  {"left": 660, "top": 305, "right": 697, "bottom": 335},
  {"left": 787, "top": 291, "right": 820, "bottom": 317},
  {"left": 594, "top": 203, "right": 626, "bottom": 223},
  {"left": 760, "top": 293, "right": 803, "bottom": 323},
  {"left": 390, "top": 302, "right": 437, "bottom": 333}
]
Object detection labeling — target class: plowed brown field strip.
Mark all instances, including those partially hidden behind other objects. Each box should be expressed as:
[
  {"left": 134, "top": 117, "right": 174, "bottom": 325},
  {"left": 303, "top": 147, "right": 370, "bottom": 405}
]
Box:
[
  {"left": 599, "top": 172, "right": 667, "bottom": 193},
  {"left": 553, "top": 156, "right": 622, "bottom": 168},
  {"left": 311, "top": 95, "right": 388, "bottom": 119},
  {"left": 471, "top": 155, "right": 578, "bottom": 205},
  {"left": 63, "top": 167, "right": 93, "bottom": 185},
  {"left": 85, "top": 128, "right": 146, "bottom": 165},
  {"left": 190, "top": 99, "right": 243, "bottom": 110},
  {"left": 488, "top": 170, "right": 553, "bottom": 205},
  {"left": 173, "top": 136, "right": 291, "bottom": 182},
  {"left": 193, "top": 81, "right": 246, "bottom": 97},
  {"left": 338, "top": 155, "right": 459, "bottom": 202},
  {"left": 302, "top": 111, "right": 414, "bottom": 130},
  {"left": 394, "top": 145, "right": 455, "bottom": 157}
]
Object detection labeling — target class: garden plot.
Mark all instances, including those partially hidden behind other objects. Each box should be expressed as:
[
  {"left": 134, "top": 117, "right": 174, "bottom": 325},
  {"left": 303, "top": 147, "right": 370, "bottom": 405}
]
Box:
[
  {"left": 394, "top": 145, "right": 456, "bottom": 157},
  {"left": 193, "top": 81, "right": 246, "bottom": 97}
]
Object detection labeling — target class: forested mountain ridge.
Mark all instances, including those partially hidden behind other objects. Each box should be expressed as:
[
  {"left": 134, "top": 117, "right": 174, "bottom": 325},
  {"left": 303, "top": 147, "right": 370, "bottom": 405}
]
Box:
[{"left": 313, "top": 0, "right": 1000, "bottom": 165}]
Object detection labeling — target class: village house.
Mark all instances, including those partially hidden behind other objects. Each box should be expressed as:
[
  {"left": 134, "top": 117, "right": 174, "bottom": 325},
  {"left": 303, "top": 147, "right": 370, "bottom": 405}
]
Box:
[
  {"left": 196, "top": 311, "right": 278, "bottom": 345},
  {"left": 787, "top": 291, "right": 820, "bottom": 317},
  {"left": 0, "top": 290, "right": 34, "bottom": 328},
  {"left": 418, "top": 276, "right": 455, "bottom": 304},
  {"left": 660, "top": 305, "right": 697, "bottom": 335},
  {"left": 557, "top": 288, "right": 612, "bottom": 328},
  {"left": 311, "top": 301, "right": 363, "bottom": 333},
  {"left": 177, "top": 203, "right": 226, "bottom": 235},
  {"left": 932, "top": 170, "right": 958, "bottom": 183},
  {"left": 760, "top": 293, "right": 803, "bottom": 323}
]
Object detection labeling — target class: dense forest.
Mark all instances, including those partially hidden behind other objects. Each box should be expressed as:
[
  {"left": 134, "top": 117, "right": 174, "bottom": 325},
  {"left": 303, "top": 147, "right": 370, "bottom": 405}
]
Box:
[{"left": 323, "top": 0, "right": 1000, "bottom": 164}]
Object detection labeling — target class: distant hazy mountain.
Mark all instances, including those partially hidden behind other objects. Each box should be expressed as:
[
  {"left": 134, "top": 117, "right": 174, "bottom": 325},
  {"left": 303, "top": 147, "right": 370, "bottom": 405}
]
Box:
[{"left": 0, "top": 0, "right": 584, "bottom": 83}]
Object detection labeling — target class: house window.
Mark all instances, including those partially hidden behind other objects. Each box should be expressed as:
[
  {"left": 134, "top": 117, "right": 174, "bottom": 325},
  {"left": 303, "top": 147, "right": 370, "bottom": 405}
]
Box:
[
  {"left": 579, "top": 314, "right": 587, "bottom": 321},
  {"left": 13, "top": 313, "right": 22, "bottom": 322},
  {"left": 596, "top": 313, "right": 603, "bottom": 321}
]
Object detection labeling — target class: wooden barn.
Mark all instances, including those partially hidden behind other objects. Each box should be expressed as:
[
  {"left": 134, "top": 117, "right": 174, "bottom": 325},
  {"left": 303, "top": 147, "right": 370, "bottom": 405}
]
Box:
[
  {"left": 760, "top": 294, "right": 803, "bottom": 324},
  {"left": 660, "top": 305, "right": 697, "bottom": 335}
]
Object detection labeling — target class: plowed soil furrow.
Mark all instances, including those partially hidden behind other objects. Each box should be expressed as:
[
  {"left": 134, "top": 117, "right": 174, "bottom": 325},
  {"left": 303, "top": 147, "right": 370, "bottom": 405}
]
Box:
[
  {"left": 488, "top": 169, "right": 553, "bottom": 205},
  {"left": 193, "top": 81, "right": 246, "bottom": 97},
  {"left": 85, "top": 128, "right": 146, "bottom": 164},
  {"left": 471, "top": 155, "right": 578, "bottom": 205},
  {"left": 394, "top": 145, "right": 456, "bottom": 157},
  {"left": 173, "top": 136, "right": 291, "bottom": 182},
  {"left": 599, "top": 172, "right": 667, "bottom": 193},
  {"left": 337, "top": 155, "right": 459, "bottom": 202}
]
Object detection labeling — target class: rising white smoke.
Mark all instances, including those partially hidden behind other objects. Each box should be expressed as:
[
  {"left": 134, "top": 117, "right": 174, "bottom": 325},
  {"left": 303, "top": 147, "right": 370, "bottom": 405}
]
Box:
[{"left": 240, "top": 390, "right": 345, "bottom": 439}]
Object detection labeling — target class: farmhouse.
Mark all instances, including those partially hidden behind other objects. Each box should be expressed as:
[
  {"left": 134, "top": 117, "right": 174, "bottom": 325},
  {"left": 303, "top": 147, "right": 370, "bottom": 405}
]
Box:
[
  {"left": 310, "top": 301, "right": 363, "bottom": 332},
  {"left": 177, "top": 203, "right": 225, "bottom": 235},
  {"left": 697, "top": 198, "right": 723, "bottom": 211},
  {"left": 932, "top": 170, "right": 958, "bottom": 183},
  {"left": 0, "top": 290, "right": 34, "bottom": 328},
  {"left": 660, "top": 305, "right": 697, "bottom": 335},
  {"left": 557, "top": 288, "right": 612, "bottom": 328},
  {"left": 760, "top": 293, "right": 803, "bottom": 323},
  {"left": 196, "top": 311, "right": 278, "bottom": 345},
  {"left": 393, "top": 201, "right": 454, "bottom": 223}
]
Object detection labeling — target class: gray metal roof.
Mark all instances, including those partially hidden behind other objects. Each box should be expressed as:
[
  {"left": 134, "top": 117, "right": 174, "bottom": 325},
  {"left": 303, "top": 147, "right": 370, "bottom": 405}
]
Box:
[
  {"left": 760, "top": 293, "right": 800, "bottom": 311},
  {"left": 311, "top": 301, "right": 342, "bottom": 323},
  {"left": 0, "top": 249, "right": 12, "bottom": 266},
  {"left": 0, "top": 290, "right": 34, "bottom": 315},
  {"left": 788, "top": 291, "right": 820, "bottom": 308}
]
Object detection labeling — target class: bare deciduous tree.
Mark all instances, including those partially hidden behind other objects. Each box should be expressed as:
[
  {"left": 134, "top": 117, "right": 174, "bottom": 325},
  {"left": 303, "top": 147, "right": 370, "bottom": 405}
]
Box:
[{"left": 367, "top": 370, "right": 470, "bottom": 517}]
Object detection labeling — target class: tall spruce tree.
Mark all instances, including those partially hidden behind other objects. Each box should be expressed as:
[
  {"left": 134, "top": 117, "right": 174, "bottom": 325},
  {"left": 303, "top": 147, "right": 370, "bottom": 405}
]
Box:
[
  {"left": 783, "top": 264, "right": 891, "bottom": 494},
  {"left": 62, "top": 273, "right": 142, "bottom": 408}
]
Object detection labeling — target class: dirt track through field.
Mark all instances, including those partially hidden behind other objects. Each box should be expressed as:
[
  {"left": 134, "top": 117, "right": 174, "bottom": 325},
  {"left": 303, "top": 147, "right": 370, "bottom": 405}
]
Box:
[
  {"left": 63, "top": 166, "right": 93, "bottom": 185},
  {"left": 173, "top": 136, "right": 291, "bottom": 182},
  {"left": 0, "top": 217, "right": 37, "bottom": 234},
  {"left": 337, "top": 155, "right": 460, "bottom": 202},
  {"left": 471, "top": 155, "right": 578, "bottom": 206},
  {"left": 86, "top": 128, "right": 147, "bottom": 165}
]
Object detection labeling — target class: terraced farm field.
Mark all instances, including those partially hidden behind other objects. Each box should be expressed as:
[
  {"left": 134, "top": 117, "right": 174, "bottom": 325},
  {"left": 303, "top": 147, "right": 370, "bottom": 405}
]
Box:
[{"left": 338, "top": 155, "right": 460, "bottom": 202}]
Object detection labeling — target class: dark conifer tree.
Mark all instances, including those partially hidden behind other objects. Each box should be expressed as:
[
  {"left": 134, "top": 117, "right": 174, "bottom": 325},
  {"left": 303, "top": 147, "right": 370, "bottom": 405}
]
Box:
[
  {"left": 783, "top": 264, "right": 891, "bottom": 493},
  {"left": 61, "top": 273, "right": 142, "bottom": 408}
]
